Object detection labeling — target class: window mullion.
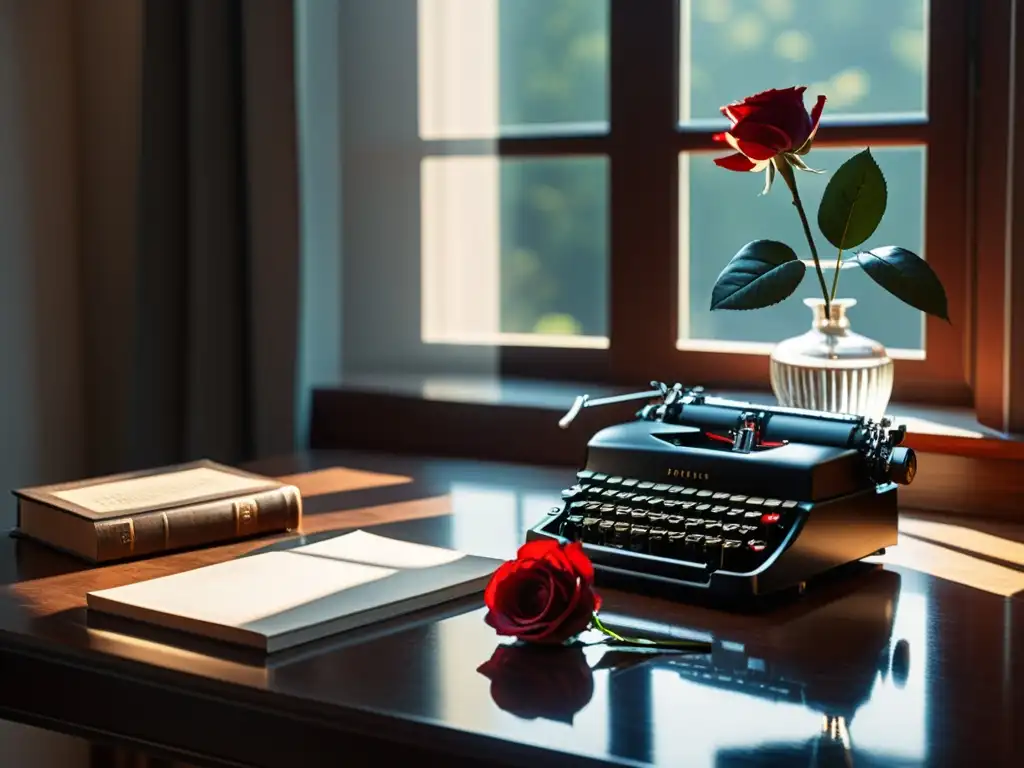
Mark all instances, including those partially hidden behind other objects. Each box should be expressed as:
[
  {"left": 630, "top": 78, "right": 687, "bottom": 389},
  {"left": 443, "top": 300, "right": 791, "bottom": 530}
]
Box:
[{"left": 608, "top": 0, "right": 680, "bottom": 385}]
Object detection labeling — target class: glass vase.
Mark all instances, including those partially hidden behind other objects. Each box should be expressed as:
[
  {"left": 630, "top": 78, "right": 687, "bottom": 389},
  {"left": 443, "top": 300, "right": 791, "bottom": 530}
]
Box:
[{"left": 769, "top": 298, "right": 894, "bottom": 419}]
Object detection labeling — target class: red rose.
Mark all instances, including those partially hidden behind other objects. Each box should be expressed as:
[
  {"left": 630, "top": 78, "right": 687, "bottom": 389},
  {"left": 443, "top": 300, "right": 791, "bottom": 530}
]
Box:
[
  {"left": 713, "top": 86, "right": 826, "bottom": 172},
  {"left": 483, "top": 539, "right": 601, "bottom": 645}
]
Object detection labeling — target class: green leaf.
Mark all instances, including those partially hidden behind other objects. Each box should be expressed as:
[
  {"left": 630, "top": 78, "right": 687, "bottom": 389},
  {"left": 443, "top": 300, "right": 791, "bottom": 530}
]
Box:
[
  {"left": 710, "top": 240, "right": 806, "bottom": 311},
  {"left": 817, "top": 148, "right": 888, "bottom": 250},
  {"left": 853, "top": 246, "right": 950, "bottom": 322}
]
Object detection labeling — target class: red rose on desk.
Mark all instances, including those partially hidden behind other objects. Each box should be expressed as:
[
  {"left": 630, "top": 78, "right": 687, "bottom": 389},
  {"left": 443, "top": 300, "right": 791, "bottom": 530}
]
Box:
[
  {"left": 483, "top": 539, "right": 601, "bottom": 645},
  {"left": 477, "top": 644, "right": 594, "bottom": 724},
  {"left": 714, "top": 86, "right": 825, "bottom": 172}
]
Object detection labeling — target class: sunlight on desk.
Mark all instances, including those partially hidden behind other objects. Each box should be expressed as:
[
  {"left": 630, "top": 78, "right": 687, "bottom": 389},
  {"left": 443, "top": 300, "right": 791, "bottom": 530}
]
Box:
[
  {"left": 900, "top": 518, "right": 1024, "bottom": 568},
  {"left": 868, "top": 535, "right": 1024, "bottom": 597},
  {"left": 274, "top": 466, "right": 412, "bottom": 498}
]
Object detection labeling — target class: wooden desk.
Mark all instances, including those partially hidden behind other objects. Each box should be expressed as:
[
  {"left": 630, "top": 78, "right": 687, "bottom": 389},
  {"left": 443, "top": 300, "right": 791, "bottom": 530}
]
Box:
[{"left": 1, "top": 451, "right": 1021, "bottom": 767}]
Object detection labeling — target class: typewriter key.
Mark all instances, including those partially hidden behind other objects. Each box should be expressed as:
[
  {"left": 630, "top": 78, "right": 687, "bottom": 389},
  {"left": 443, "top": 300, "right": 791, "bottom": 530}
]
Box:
[
  {"left": 712, "top": 492, "right": 731, "bottom": 500},
  {"left": 747, "top": 497, "right": 765, "bottom": 506},
  {"left": 621, "top": 477, "right": 639, "bottom": 487},
  {"left": 763, "top": 499, "right": 782, "bottom": 507},
  {"left": 616, "top": 491, "right": 636, "bottom": 501},
  {"left": 748, "top": 539, "right": 767, "bottom": 553},
  {"left": 703, "top": 520, "right": 723, "bottom": 534},
  {"left": 631, "top": 495, "right": 650, "bottom": 505},
  {"left": 680, "top": 487, "right": 697, "bottom": 495},
  {"left": 761, "top": 512, "right": 782, "bottom": 525},
  {"left": 561, "top": 485, "right": 584, "bottom": 500},
  {"left": 599, "top": 503, "right": 616, "bottom": 517},
  {"left": 598, "top": 520, "right": 614, "bottom": 542},
  {"left": 738, "top": 524, "right": 758, "bottom": 536},
  {"left": 614, "top": 506, "right": 633, "bottom": 523},
  {"left": 647, "top": 497, "right": 664, "bottom": 507},
  {"left": 726, "top": 507, "right": 745, "bottom": 520},
  {"left": 721, "top": 539, "right": 742, "bottom": 569},
  {"left": 584, "top": 501, "right": 602, "bottom": 512},
  {"left": 611, "top": 521, "right": 631, "bottom": 548},
  {"left": 667, "top": 485, "right": 685, "bottom": 495},
  {"left": 695, "top": 503, "right": 711, "bottom": 513},
  {"left": 703, "top": 536, "right": 723, "bottom": 568},
  {"left": 662, "top": 500, "right": 680, "bottom": 510},
  {"left": 601, "top": 488, "right": 619, "bottom": 498},
  {"left": 592, "top": 473, "right": 609, "bottom": 482},
  {"left": 744, "top": 511, "right": 762, "bottom": 523},
  {"left": 684, "top": 533, "right": 705, "bottom": 559},
  {"left": 696, "top": 489, "right": 713, "bottom": 498},
  {"left": 667, "top": 531, "right": 687, "bottom": 557},
  {"left": 653, "top": 483, "right": 671, "bottom": 492},
  {"left": 710, "top": 505, "right": 729, "bottom": 516},
  {"left": 629, "top": 525, "right": 649, "bottom": 552},
  {"left": 562, "top": 515, "right": 584, "bottom": 539},
  {"left": 781, "top": 500, "right": 798, "bottom": 508},
  {"left": 607, "top": 476, "right": 624, "bottom": 485},
  {"left": 648, "top": 528, "right": 668, "bottom": 556},
  {"left": 684, "top": 518, "right": 703, "bottom": 531},
  {"left": 577, "top": 470, "right": 595, "bottom": 481},
  {"left": 637, "top": 481, "right": 654, "bottom": 490},
  {"left": 722, "top": 523, "right": 740, "bottom": 533},
  {"left": 729, "top": 495, "right": 748, "bottom": 503},
  {"left": 569, "top": 501, "right": 589, "bottom": 512},
  {"left": 582, "top": 517, "right": 602, "bottom": 543},
  {"left": 631, "top": 509, "right": 649, "bottom": 524},
  {"left": 666, "top": 514, "right": 686, "bottom": 527},
  {"left": 678, "top": 500, "right": 696, "bottom": 510},
  {"left": 646, "top": 511, "right": 666, "bottom": 526}
]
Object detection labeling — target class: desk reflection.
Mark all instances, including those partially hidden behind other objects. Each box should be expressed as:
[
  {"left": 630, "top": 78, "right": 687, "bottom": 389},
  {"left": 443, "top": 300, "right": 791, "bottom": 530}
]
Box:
[{"left": 619, "top": 568, "right": 923, "bottom": 767}]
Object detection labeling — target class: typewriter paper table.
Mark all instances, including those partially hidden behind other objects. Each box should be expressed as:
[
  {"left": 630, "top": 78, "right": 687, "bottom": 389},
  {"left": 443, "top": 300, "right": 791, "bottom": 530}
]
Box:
[{"left": 0, "top": 449, "right": 1019, "bottom": 768}]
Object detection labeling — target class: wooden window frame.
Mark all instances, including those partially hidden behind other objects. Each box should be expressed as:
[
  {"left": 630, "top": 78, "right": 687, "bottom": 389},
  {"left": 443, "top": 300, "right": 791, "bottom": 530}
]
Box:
[
  {"left": 336, "top": 0, "right": 1024, "bottom": 431},
  {"left": 453, "top": 1, "right": 975, "bottom": 409}
]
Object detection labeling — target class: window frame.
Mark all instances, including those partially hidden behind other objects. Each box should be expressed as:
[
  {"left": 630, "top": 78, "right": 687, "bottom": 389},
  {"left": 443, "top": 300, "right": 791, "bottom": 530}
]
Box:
[{"left": 339, "top": 0, "right": 980, "bottom": 409}]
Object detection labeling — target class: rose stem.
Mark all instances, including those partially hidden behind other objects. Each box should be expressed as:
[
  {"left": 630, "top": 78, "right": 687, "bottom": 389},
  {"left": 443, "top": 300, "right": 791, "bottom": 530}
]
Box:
[
  {"left": 829, "top": 243, "right": 844, "bottom": 304},
  {"left": 776, "top": 156, "right": 830, "bottom": 319}
]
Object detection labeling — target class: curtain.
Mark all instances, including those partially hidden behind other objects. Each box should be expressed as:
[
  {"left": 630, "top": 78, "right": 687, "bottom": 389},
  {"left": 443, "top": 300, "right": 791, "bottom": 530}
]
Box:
[{"left": 81, "top": 0, "right": 302, "bottom": 475}]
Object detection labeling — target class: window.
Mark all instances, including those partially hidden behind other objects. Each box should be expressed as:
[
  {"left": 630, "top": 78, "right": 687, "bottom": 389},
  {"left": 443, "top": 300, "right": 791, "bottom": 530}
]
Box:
[{"left": 338, "top": 0, "right": 972, "bottom": 405}]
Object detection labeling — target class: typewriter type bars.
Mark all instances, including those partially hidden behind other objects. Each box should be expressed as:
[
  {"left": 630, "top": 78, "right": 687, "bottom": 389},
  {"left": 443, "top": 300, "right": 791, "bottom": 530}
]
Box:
[{"left": 528, "top": 383, "right": 915, "bottom": 599}]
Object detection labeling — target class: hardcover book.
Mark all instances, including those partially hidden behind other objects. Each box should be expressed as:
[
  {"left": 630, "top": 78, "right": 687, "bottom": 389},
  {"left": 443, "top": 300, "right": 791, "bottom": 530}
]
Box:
[
  {"left": 86, "top": 530, "right": 501, "bottom": 653},
  {"left": 12, "top": 460, "right": 302, "bottom": 563}
]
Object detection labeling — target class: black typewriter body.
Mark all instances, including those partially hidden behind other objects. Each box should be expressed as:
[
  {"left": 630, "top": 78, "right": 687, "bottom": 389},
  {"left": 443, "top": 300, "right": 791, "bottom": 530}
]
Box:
[{"left": 527, "top": 383, "right": 916, "bottom": 604}]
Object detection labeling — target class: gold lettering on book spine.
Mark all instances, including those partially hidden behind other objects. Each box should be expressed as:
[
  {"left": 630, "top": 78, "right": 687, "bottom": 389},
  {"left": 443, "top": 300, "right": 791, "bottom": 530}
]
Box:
[
  {"left": 234, "top": 498, "right": 259, "bottom": 535},
  {"left": 117, "top": 518, "right": 136, "bottom": 554}
]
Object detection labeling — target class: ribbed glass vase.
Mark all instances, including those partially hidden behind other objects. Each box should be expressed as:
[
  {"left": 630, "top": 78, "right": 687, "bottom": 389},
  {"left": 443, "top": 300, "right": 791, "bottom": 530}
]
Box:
[{"left": 769, "top": 298, "right": 894, "bottom": 419}]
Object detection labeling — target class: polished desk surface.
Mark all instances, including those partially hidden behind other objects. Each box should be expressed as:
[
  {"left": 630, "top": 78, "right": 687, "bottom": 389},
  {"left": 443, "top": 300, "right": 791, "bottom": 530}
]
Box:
[{"left": 1, "top": 450, "right": 1022, "bottom": 768}]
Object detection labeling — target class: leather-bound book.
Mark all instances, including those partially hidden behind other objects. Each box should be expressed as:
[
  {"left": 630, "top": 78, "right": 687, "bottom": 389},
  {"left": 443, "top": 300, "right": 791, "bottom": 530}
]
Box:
[{"left": 12, "top": 460, "right": 302, "bottom": 563}]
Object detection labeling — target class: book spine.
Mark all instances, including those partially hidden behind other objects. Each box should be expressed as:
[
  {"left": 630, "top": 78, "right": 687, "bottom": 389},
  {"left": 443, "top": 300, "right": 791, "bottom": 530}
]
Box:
[{"left": 92, "top": 485, "right": 302, "bottom": 562}]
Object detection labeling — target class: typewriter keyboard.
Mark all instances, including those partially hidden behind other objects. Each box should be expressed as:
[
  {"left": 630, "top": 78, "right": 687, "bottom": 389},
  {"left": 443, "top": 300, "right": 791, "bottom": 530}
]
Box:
[{"left": 554, "top": 470, "right": 804, "bottom": 573}]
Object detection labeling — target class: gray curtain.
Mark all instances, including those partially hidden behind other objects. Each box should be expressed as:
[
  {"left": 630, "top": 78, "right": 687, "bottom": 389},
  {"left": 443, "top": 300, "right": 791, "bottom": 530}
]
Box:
[{"left": 82, "top": 0, "right": 301, "bottom": 475}]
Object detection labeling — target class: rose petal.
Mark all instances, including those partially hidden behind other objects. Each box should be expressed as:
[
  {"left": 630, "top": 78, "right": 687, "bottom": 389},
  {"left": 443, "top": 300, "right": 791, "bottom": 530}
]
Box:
[
  {"left": 743, "top": 86, "right": 806, "bottom": 106},
  {"left": 562, "top": 541, "right": 594, "bottom": 582},
  {"left": 484, "top": 559, "right": 521, "bottom": 611},
  {"left": 729, "top": 120, "right": 791, "bottom": 158},
  {"left": 714, "top": 152, "right": 758, "bottom": 172},
  {"left": 508, "top": 569, "right": 557, "bottom": 624},
  {"left": 515, "top": 539, "right": 561, "bottom": 562},
  {"left": 796, "top": 94, "right": 826, "bottom": 154}
]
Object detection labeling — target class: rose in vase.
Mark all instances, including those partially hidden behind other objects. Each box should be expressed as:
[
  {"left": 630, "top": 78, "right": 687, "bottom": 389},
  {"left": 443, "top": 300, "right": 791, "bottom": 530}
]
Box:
[{"left": 709, "top": 86, "right": 949, "bottom": 324}]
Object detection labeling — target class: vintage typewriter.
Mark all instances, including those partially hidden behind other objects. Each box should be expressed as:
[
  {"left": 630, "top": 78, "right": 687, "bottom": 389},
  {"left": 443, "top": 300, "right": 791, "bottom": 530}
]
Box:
[{"left": 527, "top": 383, "right": 916, "bottom": 601}]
